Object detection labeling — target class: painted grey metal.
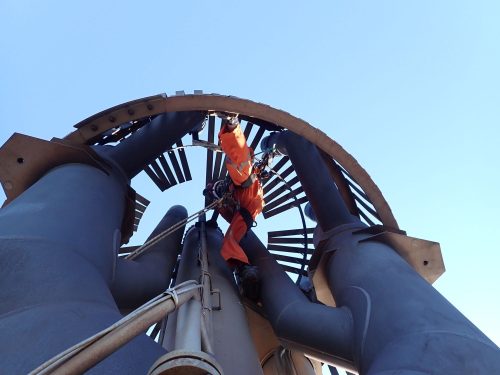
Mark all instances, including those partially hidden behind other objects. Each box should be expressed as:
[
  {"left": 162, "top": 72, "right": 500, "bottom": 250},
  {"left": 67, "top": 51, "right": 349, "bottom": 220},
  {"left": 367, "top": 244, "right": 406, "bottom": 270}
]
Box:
[
  {"left": 111, "top": 205, "right": 187, "bottom": 312},
  {"left": 98, "top": 111, "right": 206, "bottom": 178},
  {"left": 240, "top": 231, "right": 355, "bottom": 370},
  {"left": 198, "top": 221, "right": 215, "bottom": 354},
  {"left": 262, "top": 348, "right": 316, "bottom": 375},
  {"left": 164, "top": 226, "right": 203, "bottom": 351},
  {"left": 0, "top": 163, "right": 164, "bottom": 374},
  {"left": 323, "top": 225, "right": 500, "bottom": 374},
  {"left": 266, "top": 131, "right": 500, "bottom": 373},
  {"left": 270, "top": 130, "right": 358, "bottom": 231},
  {"left": 203, "top": 223, "right": 263, "bottom": 375},
  {"left": 175, "top": 298, "right": 202, "bottom": 352},
  {"left": 169, "top": 224, "right": 263, "bottom": 374}
]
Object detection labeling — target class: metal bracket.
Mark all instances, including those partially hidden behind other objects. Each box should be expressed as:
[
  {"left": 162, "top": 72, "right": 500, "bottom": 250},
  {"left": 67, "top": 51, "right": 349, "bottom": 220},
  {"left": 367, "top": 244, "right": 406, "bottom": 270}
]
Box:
[
  {"left": 0, "top": 133, "right": 111, "bottom": 207},
  {"left": 211, "top": 289, "right": 222, "bottom": 311}
]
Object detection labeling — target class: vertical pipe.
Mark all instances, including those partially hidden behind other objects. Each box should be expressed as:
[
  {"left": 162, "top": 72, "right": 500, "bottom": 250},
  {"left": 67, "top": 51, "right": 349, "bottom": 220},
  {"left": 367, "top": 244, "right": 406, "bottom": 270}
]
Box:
[
  {"left": 111, "top": 205, "right": 188, "bottom": 311},
  {"left": 165, "top": 226, "right": 204, "bottom": 352},
  {"left": 174, "top": 298, "right": 202, "bottom": 352},
  {"left": 170, "top": 224, "right": 263, "bottom": 374},
  {"left": 199, "top": 221, "right": 214, "bottom": 353},
  {"left": 203, "top": 225, "right": 264, "bottom": 375},
  {"left": 324, "top": 227, "right": 500, "bottom": 374},
  {"left": 0, "top": 164, "right": 164, "bottom": 374},
  {"left": 273, "top": 131, "right": 358, "bottom": 231}
]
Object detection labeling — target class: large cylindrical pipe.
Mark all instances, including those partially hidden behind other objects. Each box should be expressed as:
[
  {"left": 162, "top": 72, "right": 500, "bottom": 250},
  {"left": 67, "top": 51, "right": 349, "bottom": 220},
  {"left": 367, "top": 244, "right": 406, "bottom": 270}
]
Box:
[
  {"left": 271, "top": 130, "right": 358, "bottom": 231},
  {"left": 98, "top": 111, "right": 205, "bottom": 178},
  {"left": 0, "top": 163, "right": 164, "bottom": 374},
  {"left": 111, "top": 205, "right": 187, "bottom": 311},
  {"left": 325, "top": 228, "right": 500, "bottom": 374},
  {"left": 204, "top": 224, "right": 263, "bottom": 375},
  {"left": 240, "top": 230, "right": 354, "bottom": 369},
  {"left": 168, "top": 224, "right": 263, "bottom": 374}
]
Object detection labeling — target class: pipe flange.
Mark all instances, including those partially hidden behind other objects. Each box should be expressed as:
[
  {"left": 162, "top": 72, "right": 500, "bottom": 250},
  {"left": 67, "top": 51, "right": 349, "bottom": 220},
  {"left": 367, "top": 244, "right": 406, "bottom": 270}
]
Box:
[{"left": 148, "top": 350, "right": 223, "bottom": 375}]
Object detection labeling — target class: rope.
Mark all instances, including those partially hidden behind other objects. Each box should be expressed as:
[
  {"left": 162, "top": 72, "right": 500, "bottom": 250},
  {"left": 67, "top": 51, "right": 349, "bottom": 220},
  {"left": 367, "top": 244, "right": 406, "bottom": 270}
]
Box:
[{"left": 125, "top": 198, "right": 223, "bottom": 260}]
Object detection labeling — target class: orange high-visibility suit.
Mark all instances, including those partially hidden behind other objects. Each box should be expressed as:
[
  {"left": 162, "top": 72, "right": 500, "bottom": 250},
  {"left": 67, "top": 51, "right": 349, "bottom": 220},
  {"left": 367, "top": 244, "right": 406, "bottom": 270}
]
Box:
[{"left": 218, "top": 122, "right": 265, "bottom": 265}]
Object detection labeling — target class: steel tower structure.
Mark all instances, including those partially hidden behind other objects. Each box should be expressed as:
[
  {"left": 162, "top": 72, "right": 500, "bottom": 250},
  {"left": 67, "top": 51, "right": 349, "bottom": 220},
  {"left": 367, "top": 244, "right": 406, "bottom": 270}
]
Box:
[{"left": 0, "top": 92, "right": 499, "bottom": 374}]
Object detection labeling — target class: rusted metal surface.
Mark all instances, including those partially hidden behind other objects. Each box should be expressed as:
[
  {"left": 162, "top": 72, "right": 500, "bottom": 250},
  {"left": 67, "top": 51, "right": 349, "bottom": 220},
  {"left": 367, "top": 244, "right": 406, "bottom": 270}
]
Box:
[
  {"left": 244, "top": 305, "right": 281, "bottom": 366},
  {"left": 359, "top": 231, "right": 445, "bottom": 284},
  {"left": 0, "top": 134, "right": 109, "bottom": 206},
  {"left": 63, "top": 93, "right": 399, "bottom": 229},
  {"left": 148, "top": 350, "right": 223, "bottom": 375}
]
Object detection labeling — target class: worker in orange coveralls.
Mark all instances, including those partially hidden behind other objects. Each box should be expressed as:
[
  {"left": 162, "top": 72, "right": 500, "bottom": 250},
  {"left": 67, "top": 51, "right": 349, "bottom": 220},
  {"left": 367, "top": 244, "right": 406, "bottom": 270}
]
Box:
[{"left": 204, "top": 114, "right": 267, "bottom": 299}]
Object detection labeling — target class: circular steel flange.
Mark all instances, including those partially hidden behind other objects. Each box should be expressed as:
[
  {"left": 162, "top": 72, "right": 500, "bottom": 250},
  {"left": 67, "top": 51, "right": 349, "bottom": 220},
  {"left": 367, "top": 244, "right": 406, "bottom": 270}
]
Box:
[
  {"left": 64, "top": 93, "right": 398, "bottom": 229},
  {"left": 148, "top": 350, "right": 223, "bottom": 375}
]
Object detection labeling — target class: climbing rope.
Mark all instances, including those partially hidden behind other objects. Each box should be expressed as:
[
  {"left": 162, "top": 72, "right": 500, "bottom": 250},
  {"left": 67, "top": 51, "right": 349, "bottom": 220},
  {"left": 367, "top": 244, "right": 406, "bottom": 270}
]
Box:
[{"left": 125, "top": 198, "right": 224, "bottom": 260}]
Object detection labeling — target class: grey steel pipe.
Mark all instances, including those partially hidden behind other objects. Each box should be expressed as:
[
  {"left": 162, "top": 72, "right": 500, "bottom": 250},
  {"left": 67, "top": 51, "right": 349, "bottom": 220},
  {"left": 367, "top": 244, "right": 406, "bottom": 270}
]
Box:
[
  {"left": 199, "top": 221, "right": 214, "bottom": 353},
  {"left": 269, "top": 130, "right": 358, "bottom": 231},
  {"left": 98, "top": 111, "right": 206, "bottom": 178},
  {"left": 174, "top": 298, "right": 202, "bottom": 352},
  {"left": 111, "top": 205, "right": 188, "bottom": 311},
  {"left": 203, "top": 223, "right": 263, "bottom": 375},
  {"left": 169, "top": 224, "right": 263, "bottom": 374},
  {"left": 324, "top": 227, "right": 500, "bottom": 374},
  {"left": 240, "top": 230, "right": 354, "bottom": 369},
  {"left": 0, "top": 163, "right": 164, "bottom": 374},
  {"left": 40, "top": 283, "right": 199, "bottom": 375}
]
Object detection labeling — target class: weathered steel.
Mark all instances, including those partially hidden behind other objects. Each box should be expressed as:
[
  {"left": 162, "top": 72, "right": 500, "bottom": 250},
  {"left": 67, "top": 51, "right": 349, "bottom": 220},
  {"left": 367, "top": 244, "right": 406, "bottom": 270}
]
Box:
[
  {"left": 268, "top": 244, "right": 314, "bottom": 255},
  {"left": 167, "top": 150, "right": 185, "bottom": 184},
  {"left": 63, "top": 93, "right": 399, "bottom": 230},
  {"left": 158, "top": 154, "right": 177, "bottom": 187},
  {"left": 263, "top": 196, "right": 309, "bottom": 219},
  {"left": 175, "top": 139, "right": 192, "bottom": 181},
  {"left": 263, "top": 186, "right": 304, "bottom": 214},
  {"left": 261, "top": 156, "right": 289, "bottom": 188},
  {"left": 263, "top": 164, "right": 294, "bottom": 193},
  {"left": 148, "top": 350, "right": 223, "bottom": 375},
  {"left": 0, "top": 134, "right": 109, "bottom": 205},
  {"left": 268, "top": 228, "right": 315, "bottom": 238}
]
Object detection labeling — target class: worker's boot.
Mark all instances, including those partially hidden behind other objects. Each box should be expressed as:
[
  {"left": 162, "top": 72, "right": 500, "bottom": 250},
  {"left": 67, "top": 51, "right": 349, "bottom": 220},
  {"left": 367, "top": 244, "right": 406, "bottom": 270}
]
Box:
[{"left": 235, "top": 264, "right": 260, "bottom": 301}]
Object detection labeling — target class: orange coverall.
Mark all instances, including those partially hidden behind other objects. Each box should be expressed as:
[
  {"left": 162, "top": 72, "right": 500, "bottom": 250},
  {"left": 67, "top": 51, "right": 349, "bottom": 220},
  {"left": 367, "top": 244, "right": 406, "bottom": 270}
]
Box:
[{"left": 218, "top": 123, "right": 265, "bottom": 265}]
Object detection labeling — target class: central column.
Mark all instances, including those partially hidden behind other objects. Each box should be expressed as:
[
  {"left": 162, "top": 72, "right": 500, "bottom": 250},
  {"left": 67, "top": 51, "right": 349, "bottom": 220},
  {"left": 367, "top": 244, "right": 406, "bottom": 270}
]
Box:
[{"left": 164, "top": 222, "right": 262, "bottom": 374}]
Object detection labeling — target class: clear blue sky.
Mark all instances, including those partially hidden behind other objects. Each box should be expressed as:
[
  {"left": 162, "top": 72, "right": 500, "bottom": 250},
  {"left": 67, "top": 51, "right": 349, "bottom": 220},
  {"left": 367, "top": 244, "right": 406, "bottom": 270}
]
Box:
[{"left": 1, "top": 0, "right": 499, "bottom": 354}]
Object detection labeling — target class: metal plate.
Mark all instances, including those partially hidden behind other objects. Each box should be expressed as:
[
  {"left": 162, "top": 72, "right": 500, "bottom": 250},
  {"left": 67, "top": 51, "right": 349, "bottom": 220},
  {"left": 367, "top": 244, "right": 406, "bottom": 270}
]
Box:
[{"left": 0, "top": 133, "right": 109, "bottom": 206}]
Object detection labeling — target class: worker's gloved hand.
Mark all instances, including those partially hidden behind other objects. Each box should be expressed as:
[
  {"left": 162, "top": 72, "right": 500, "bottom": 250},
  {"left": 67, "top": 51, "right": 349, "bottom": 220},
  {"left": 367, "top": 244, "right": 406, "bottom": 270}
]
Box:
[
  {"left": 216, "top": 112, "right": 239, "bottom": 129},
  {"left": 259, "top": 170, "right": 270, "bottom": 180},
  {"left": 203, "top": 182, "right": 216, "bottom": 200},
  {"left": 203, "top": 179, "right": 229, "bottom": 201},
  {"left": 235, "top": 264, "right": 261, "bottom": 301}
]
